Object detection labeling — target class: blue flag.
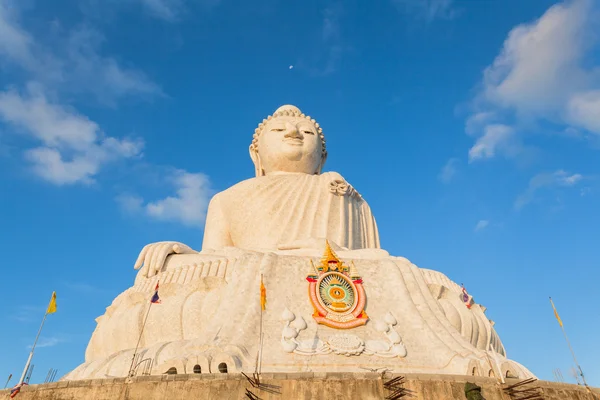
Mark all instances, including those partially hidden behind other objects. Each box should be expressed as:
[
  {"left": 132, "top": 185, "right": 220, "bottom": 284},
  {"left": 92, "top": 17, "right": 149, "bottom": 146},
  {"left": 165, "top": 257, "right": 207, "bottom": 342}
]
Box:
[{"left": 151, "top": 281, "right": 161, "bottom": 304}]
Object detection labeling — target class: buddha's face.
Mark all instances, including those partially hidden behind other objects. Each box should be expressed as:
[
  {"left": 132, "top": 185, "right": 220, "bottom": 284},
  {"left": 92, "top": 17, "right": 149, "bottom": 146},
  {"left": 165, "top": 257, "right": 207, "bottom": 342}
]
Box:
[{"left": 255, "top": 115, "right": 325, "bottom": 175}]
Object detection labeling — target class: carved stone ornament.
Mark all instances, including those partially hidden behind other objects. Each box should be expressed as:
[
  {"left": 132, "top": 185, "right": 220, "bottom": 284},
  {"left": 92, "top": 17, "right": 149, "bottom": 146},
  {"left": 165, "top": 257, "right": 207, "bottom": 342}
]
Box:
[
  {"left": 327, "top": 334, "right": 365, "bottom": 356},
  {"left": 306, "top": 241, "right": 368, "bottom": 329},
  {"left": 329, "top": 179, "right": 362, "bottom": 200},
  {"left": 280, "top": 308, "right": 407, "bottom": 358}
]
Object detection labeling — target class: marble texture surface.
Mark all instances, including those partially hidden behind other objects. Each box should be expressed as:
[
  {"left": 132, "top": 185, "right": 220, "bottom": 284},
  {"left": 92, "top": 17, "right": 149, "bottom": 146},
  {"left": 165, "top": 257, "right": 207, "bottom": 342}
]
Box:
[{"left": 66, "top": 248, "right": 532, "bottom": 380}]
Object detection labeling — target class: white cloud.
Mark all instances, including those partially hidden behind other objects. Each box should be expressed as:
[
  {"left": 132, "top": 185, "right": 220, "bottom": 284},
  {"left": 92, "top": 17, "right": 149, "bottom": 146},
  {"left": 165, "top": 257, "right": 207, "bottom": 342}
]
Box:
[
  {"left": 566, "top": 90, "right": 600, "bottom": 134},
  {"left": 118, "top": 169, "right": 212, "bottom": 227},
  {"left": 515, "top": 170, "right": 583, "bottom": 210},
  {"left": 0, "top": 0, "right": 213, "bottom": 230},
  {"left": 468, "top": 124, "right": 521, "bottom": 161},
  {"left": 467, "top": 0, "right": 600, "bottom": 161},
  {"left": 482, "top": 0, "right": 590, "bottom": 115},
  {"left": 392, "top": 0, "right": 456, "bottom": 21},
  {"left": 0, "top": 85, "right": 143, "bottom": 185},
  {"left": 0, "top": 5, "right": 161, "bottom": 104},
  {"left": 24, "top": 147, "right": 99, "bottom": 185},
  {"left": 439, "top": 158, "right": 459, "bottom": 183},
  {"left": 0, "top": 84, "right": 98, "bottom": 149},
  {"left": 0, "top": 5, "right": 154, "bottom": 183},
  {"left": 0, "top": 1, "right": 36, "bottom": 69},
  {"left": 474, "top": 220, "right": 489, "bottom": 232},
  {"left": 64, "top": 26, "right": 161, "bottom": 104},
  {"left": 465, "top": 112, "right": 495, "bottom": 136}
]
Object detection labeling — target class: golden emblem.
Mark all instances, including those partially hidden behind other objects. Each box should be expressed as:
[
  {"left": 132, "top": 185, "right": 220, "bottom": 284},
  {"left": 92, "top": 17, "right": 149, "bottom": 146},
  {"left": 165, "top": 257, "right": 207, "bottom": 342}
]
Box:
[{"left": 306, "top": 241, "right": 368, "bottom": 329}]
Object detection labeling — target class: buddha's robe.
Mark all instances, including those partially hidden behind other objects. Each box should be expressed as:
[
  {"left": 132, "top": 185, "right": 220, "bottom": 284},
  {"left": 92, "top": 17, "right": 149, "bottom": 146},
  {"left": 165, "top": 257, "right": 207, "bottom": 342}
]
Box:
[{"left": 202, "top": 172, "right": 380, "bottom": 251}]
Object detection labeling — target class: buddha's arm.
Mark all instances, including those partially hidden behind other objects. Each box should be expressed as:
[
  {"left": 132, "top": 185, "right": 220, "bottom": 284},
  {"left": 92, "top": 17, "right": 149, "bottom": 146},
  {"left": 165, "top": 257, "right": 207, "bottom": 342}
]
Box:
[{"left": 201, "top": 194, "right": 233, "bottom": 251}]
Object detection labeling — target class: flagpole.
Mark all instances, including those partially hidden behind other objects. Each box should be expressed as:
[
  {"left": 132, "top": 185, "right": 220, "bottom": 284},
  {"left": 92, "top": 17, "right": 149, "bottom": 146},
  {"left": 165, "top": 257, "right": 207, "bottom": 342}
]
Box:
[
  {"left": 4, "top": 374, "right": 12, "bottom": 389},
  {"left": 128, "top": 299, "right": 154, "bottom": 377},
  {"left": 549, "top": 297, "right": 590, "bottom": 390},
  {"left": 488, "top": 344, "right": 505, "bottom": 384},
  {"left": 19, "top": 309, "right": 49, "bottom": 385},
  {"left": 257, "top": 274, "right": 265, "bottom": 375}
]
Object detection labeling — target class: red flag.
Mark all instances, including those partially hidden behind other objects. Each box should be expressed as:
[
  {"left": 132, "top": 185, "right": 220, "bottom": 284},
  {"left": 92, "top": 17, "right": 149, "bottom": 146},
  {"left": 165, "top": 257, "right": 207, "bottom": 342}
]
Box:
[
  {"left": 10, "top": 383, "right": 28, "bottom": 398},
  {"left": 151, "top": 281, "right": 161, "bottom": 304},
  {"left": 461, "top": 284, "right": 472, "bottom": 309}
]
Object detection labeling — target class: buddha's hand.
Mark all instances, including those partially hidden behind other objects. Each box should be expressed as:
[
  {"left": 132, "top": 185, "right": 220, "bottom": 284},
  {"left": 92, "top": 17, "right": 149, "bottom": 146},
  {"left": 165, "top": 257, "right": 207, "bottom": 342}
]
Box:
[
  {"left": 133, "top": 242, "right": 197, "bottom": 279},
  {"left": 277, "top": 238, "right": 348, "bottom": 251}
]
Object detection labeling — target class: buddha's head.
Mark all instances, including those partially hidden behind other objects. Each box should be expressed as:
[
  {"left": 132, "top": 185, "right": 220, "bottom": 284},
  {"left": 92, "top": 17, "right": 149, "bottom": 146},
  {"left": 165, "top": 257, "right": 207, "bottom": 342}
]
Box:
[{"left": 250, "top": 105, "right": 327, "bottom": 177}]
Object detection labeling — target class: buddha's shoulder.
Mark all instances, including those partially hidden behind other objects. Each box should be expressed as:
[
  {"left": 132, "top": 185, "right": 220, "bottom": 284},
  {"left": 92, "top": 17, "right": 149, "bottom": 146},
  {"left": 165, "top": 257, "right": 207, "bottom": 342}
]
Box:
[
  {"left": 223, "top": 172, "right": 348, "bottom": 190},
  {"left": 320, "top": 171, "right": 347, "bottom": 182},
  {"left": 213, "top": 172, "right": 355, "bottom": 202},
  {"left": 209, "top": 176, "right": 272, "bottom": 206}
]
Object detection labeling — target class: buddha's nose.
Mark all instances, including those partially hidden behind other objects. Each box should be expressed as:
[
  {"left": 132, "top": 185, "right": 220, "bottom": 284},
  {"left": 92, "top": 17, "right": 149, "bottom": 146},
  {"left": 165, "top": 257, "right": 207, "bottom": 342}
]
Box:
[{"left": 284, "top": 123, "right": 302, "bottom": 139}]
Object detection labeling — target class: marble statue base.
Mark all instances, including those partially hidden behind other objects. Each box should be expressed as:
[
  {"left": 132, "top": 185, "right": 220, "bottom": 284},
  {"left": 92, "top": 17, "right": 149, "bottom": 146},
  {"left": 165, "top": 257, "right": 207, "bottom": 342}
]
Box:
[{"left": 63, "top": 248, "right": 533, "bottom": 380}]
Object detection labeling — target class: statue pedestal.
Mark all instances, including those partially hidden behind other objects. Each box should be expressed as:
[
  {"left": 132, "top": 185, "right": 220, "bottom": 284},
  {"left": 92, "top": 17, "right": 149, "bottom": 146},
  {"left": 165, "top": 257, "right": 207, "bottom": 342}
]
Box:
[{"left": 64, "top": 248, "right": 532, "bottom": 380}]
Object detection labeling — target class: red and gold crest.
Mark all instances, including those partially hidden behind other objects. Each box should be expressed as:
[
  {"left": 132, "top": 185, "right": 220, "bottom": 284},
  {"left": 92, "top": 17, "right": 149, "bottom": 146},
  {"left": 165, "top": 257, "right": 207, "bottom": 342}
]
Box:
[{"left": 306, "top": 241, "right": 368, "bottom": 329}]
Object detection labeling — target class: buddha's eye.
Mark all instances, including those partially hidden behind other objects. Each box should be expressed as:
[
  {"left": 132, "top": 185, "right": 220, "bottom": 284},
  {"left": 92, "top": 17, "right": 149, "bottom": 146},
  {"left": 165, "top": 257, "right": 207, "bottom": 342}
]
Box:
[
  {"left": 271, "top": 128, "right": 285, "bottom": 132},
  {"left": 303, "top": 130, "right": 315, "bottom": 135}
]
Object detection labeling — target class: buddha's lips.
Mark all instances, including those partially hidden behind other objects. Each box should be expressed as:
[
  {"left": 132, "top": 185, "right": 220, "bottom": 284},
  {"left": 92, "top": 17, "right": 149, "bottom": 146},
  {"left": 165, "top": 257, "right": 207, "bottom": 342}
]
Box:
[{"left": 283, "top": 138, "right": 303, "bottom": 145}]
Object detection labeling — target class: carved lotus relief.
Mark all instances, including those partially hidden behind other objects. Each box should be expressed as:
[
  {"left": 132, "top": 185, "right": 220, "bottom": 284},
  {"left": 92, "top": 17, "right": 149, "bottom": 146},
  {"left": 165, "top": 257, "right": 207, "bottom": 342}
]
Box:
[
  {"left": 280, "top": 308, "right": 407, "bottom": 358},
  {"left": 328, "top": 179, "right": 362, "bottom": 200},
  {"left": 327, "top": 334, "right": 365, "bottom": 356}
]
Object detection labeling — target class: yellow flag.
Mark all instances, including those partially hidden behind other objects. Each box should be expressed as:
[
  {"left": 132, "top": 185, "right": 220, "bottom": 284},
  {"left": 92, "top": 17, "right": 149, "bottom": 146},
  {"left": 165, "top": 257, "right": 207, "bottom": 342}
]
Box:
[
  {"left": 46, "top": 291, "right": 57, "bottom": 314},
  {"left": 260, "top": 277, "right": 266, "bottom": 311},
  {"left": 550, "top": 297, "right": 562, "bottom": 327}
]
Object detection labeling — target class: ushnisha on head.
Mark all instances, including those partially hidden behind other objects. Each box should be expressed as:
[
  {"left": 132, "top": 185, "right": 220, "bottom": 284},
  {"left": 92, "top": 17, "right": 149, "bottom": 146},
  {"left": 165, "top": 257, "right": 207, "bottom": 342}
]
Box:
[{"left": 249, "top": 105, "right": 328, "bottom": 177}]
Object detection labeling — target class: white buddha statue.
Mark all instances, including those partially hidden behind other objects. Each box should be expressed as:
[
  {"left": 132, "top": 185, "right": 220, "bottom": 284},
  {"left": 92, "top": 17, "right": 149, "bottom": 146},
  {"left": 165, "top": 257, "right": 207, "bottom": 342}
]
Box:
[
  {"left": 133, "top": 105, "right": 380, "bottom": 280},
  {"left": 64, "top": 105, "right": 534, "bottom": 382}
]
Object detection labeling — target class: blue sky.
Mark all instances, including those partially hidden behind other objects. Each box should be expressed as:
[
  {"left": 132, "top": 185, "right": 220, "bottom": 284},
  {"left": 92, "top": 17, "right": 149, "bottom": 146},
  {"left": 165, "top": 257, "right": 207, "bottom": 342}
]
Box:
[{"left": 1, "top": 0, "right": 599, "bottom": 387}]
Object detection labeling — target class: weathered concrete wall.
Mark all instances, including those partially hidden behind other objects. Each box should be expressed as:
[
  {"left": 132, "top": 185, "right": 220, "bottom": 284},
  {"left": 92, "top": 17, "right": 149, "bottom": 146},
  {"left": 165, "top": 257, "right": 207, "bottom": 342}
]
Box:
[{"left": 2, "top": 373, "right": 598, "bottom": 400}]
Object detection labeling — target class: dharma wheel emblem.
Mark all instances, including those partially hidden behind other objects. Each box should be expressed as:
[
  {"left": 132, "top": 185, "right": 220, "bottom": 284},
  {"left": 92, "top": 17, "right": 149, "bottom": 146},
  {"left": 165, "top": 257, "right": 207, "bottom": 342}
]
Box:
[{"left": 306, "top": 241, "right": 368, "bottom": 329}]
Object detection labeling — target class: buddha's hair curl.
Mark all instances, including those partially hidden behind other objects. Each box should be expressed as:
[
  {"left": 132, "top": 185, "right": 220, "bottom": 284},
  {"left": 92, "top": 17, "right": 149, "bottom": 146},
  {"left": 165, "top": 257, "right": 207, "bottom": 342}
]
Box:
[{"left": 250, "top": 109, "right": 326, "bottom": 154}]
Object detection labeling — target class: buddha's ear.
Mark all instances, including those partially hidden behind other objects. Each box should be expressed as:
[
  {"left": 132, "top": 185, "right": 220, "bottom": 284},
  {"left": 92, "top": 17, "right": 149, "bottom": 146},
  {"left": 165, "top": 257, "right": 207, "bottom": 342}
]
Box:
[
  {"left": 249, "top": 145, "right": 264, "bottom": 177},
  {"left": 316, "top": 151, "right": 328, "bottom": 175}
]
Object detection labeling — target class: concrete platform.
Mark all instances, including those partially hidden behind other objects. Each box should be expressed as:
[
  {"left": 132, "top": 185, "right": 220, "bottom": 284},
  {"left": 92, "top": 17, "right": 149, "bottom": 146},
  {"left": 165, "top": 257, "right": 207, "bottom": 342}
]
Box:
[{"left": 2, "top": 372, "right": 598, "bottom": 399}]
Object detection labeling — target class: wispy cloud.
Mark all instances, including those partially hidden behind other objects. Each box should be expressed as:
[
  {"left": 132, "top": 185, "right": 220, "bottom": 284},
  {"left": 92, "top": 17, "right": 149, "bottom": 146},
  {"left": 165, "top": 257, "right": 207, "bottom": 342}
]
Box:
[
  {"left": 12, "top": 305, "right": 45, "bottom": 323},
  {"left": 0, "top": 0, "right": 213, "bottom": 230},
  {"left": 439, "top": 158, "right": 459, "bottom": 183},
  {"left": 0, "top": 3, "right": 157, "bottom": 185},
  {"left": 466, "top": 0, "right": 600, "bottom": 162},
  {"left": 63, "top": 281, "right": 106, "bottom": 294},
  {"left": 474, "top": 220, "right": 489, "bottom": 232},
  {"left": 580, "top": 187, "right": 592, "bottom": 196},
  {"left": 0, "top": 4, "right": 161, "bottom": 105},
  {"left": 27, "top": 336, "right": 64, "bottom": 349},
  {"left": 468, "top": 124, "right": 523, "bottom": 162},
  {"left": 0, "top": 84, "right": 143, "bottom": 185},
  {"left": 391, "top": 0, "right": 457, "bottom": 22},
  {"left": 63, "top": 26, "right": 162, "bottom": 105},
  {"left": 120, "top": 0, "right": 221, "bottom": 22},
  {"left": 299, "top": 3, "right": 345, "bottom": 77},
  {"left": 0, "top": 1, "right": 38, "bottom": 70},
  {"left": 136, "top": 0, "right": 185, "bottom": 21},
  {"left": 515, "top": 170, "right": 583, "bottom": 210},
  {"left": 117, "top": 169, "right": 212, "bottom": 227}
]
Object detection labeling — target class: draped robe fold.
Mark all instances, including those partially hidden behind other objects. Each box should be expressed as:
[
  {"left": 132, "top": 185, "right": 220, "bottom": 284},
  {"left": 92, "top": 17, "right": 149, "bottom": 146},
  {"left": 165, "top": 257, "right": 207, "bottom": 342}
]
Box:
[{"left": 201, "top": 172, "right": 380, "bottom": 251}]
